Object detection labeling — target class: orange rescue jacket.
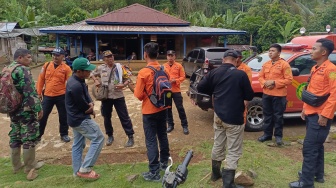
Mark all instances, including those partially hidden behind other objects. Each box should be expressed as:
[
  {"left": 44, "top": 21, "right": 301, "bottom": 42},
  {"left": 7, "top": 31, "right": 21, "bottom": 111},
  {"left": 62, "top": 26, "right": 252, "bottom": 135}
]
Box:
[
  {"left": 258, "top": 59, "right": 293, "bottom": 96},
  {"left": 238, "top": 63, "right": 252, "bottom": 83},
  {"left": 134, "top": 61, "right": 169, "bottom": 114},
  {"left": 36, "top": 61, "right": 72, "bottom": 97},
  {"left": 303, "top": 60, "right": 336, "bottom": 119},
  {"left": 163, "top": 61, "right": 186, "bottom": 92}
]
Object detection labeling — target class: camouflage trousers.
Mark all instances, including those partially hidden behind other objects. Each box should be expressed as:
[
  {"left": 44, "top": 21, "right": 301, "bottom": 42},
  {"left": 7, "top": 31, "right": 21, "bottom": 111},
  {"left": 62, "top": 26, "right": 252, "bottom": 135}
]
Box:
[{"left": 9, "top": 110, "right": 40, "bottom": 149}]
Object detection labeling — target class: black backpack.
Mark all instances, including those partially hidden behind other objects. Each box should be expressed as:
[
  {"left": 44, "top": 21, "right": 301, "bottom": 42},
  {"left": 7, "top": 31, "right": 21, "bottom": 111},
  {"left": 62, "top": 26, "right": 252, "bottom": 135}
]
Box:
[{"left": 145, "top": 66, "right": 172, "bottom": 108}]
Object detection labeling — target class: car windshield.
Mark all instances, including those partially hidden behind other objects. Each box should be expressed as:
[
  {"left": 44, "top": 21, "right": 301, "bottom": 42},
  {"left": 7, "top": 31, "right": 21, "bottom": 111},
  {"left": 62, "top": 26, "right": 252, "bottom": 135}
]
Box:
[
  {"left": 205, "top": 49, "right": 228, "bottom": 60},
  {"left": 247, "top": 52, "right": 292, "bottom": 71}
]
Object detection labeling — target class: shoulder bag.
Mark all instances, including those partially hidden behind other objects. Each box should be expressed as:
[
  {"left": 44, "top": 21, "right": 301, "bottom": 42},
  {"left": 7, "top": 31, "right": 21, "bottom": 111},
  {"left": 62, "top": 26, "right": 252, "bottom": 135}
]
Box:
[{"left": 94, "top": 69, "right": 113, "bottom": 101}]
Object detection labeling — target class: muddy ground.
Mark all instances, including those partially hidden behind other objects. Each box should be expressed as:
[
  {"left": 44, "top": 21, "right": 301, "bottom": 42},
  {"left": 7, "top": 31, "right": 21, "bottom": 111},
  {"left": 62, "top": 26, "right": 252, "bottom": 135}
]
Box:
[{"left": 0, "top": 66, "right": 335, "bottom": 165}]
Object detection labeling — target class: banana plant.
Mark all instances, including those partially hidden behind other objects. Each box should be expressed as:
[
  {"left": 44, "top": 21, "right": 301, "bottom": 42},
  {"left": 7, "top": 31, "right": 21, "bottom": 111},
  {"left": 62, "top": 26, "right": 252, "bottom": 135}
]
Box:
[{"left": 276, "top": 20, "right": 300, "bottom": 43}]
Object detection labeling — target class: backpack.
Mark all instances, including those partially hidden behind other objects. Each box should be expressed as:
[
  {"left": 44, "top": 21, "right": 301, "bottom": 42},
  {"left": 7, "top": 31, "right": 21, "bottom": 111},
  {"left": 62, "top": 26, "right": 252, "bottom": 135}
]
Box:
[
  {"left": 0, "top": 64, "right": 23, "bottom": 114},
  {"left": 145, "top": 66, "right": 172, "bottom": 108}
]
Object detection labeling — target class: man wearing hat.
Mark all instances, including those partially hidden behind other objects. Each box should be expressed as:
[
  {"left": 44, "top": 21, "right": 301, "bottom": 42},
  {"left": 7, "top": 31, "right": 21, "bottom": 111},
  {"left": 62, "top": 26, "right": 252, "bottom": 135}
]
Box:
[
  {"left": 36, "top": 47, "right": 72, "bottom": 142},
  {"left": 197, "top": 50, "right": 254, "bottom": 188},
  {"left": 65, "top": 57, "right": 104, "bottom": 180},
  {"left": 90, "top": 50, "right": 135, "bottom": 147},
  {"left": 163, "top": 50, "right": 189, "bottom": 135}
]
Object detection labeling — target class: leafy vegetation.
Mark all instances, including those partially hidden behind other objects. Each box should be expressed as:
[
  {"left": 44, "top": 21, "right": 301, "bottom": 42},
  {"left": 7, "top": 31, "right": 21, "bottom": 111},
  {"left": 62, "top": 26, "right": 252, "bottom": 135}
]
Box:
[
  {"left": 1, "top": 140, "right": 335, "bottom": 188},
  {"left": 0, "top": 0, "right": 336, "bottom": 51}
]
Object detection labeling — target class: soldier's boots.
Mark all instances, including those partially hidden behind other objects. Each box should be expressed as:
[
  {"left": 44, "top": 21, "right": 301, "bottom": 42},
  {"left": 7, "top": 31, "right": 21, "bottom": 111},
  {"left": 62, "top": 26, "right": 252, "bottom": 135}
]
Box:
[
  {"left": 11, "top": 147, "right": 24, "bottom": 174},
  {"left": 23, "top": 147, "right": 44, "bottom": 181}
]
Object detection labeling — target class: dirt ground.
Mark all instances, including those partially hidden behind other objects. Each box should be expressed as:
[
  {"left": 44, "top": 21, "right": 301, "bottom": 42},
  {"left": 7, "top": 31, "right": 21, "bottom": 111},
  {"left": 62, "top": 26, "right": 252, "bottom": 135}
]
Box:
[{"left": 0, "top": 66, "right": 335, "bottom": 165}]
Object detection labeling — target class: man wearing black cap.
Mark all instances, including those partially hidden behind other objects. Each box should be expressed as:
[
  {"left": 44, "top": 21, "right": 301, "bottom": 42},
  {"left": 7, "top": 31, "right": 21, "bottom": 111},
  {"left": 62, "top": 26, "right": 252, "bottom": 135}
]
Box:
[
  {"left": 197, "top": 50, "right": 254, "bottom": 188},
  {"left": 163, "top": 50, "right": 189, "bottom": 135},
  {"left": 36, "top": 47, "right": 72, "bottom": 142}
]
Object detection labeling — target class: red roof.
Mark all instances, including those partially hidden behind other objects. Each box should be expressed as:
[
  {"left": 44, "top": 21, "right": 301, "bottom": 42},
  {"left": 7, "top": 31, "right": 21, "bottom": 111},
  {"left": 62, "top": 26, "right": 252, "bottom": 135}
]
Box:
[{"left": 86, "top": 3, "right": 189, "bottom": 26}]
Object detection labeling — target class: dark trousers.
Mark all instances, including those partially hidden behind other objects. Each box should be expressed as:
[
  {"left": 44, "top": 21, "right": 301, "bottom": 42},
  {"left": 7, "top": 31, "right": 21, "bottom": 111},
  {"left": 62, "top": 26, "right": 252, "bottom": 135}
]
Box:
[
  {"left": 39, "top": 95, "right": 68, "bottom": 137},
  {"left": 167, "top": 92, "right": 188, "bottom": 127},
  {"left": 262, "top": 94, "right": 287, "bottom": 138},
  {"left": 143, "top": 110, "right": 170, "bottom": 173},
  {"left": 101, "top": 97, "right": 134, "bottom": 137},
  {"left": 301, "top": 114, "right": 331, "bottom": 186}
]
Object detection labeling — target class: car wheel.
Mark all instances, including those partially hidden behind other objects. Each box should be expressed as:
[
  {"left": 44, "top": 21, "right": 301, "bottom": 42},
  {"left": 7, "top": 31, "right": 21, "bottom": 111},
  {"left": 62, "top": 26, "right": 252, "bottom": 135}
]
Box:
[{"left": 245, "top": 97, "right": 264, "bottom": 132}]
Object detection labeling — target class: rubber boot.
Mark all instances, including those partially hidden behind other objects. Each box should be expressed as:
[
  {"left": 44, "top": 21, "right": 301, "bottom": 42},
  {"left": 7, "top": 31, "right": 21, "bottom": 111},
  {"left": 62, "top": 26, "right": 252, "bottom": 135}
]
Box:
[
  {"left": 23, "top": 147, "right": 44, "bottom": 180},
  {"left": 11, "top": 147, "right": 24, "bottom": 174},
  {"left": 211, "top": 160, "right": 222, "bottom": 181},
  {"left": 222, "top": 169, "right": 238, "bottom": 188}
]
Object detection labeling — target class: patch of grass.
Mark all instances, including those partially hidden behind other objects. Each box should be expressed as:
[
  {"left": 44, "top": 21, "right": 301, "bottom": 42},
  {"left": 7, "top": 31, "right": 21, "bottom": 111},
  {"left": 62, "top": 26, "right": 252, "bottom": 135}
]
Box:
[
  {"left": 330, "top": 133, "right": 336, "bottom": 140},
  {"left": 1, "top": 140, "right": 335, "bottom": 188}
]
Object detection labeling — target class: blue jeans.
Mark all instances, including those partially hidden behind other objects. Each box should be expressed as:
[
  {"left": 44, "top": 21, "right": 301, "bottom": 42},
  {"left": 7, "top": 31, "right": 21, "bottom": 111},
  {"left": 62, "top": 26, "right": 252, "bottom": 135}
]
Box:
[
  {"left": 301, "top": 114, "right": 331, "bottom": 186},
  {"left": 71, "top": 119, "right": 105, "bottom": 175},
  {"left": 143, "top": 110, "right": 170, "bottom": 173}
]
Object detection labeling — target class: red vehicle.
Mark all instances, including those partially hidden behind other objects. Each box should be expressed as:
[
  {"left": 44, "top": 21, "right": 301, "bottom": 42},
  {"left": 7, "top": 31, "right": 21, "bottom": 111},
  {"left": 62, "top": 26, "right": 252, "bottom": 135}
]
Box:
[{"left": 188, "top": 34, "right": 336, "bottom": 131}]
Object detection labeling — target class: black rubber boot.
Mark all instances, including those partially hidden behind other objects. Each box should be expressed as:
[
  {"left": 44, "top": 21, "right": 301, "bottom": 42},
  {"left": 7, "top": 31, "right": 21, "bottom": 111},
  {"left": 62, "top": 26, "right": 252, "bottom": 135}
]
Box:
[
  {"left": 211, "top": 160, "right": 222, "bottom": 181},
  {"left": 222, "top": 168, "right": 237, "bottom": 188}
]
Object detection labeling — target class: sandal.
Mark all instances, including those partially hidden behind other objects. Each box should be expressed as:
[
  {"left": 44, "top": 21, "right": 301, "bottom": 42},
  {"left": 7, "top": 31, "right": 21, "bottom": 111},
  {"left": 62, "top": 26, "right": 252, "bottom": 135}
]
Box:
[{"left": 76, "top": 170, "right": 100, "bottom": 180}]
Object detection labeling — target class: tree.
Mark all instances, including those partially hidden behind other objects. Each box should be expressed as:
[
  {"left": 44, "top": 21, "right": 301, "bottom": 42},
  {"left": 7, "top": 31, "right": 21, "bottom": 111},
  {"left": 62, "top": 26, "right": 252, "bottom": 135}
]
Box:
[
  {"left": 1, "top": 0, "right": 43, "bottom": 28},
  {"left": 276, "top": 20, "right": 300, "bottom": 43},
  {"left": 307, "top": 2, "right": 336, "bottom": 32},
  {"left": 239, "top": 0, "right": 302, "bottom": 51},
  {"left": 217, "top": 9, "right": 242, "bottom": 29}
]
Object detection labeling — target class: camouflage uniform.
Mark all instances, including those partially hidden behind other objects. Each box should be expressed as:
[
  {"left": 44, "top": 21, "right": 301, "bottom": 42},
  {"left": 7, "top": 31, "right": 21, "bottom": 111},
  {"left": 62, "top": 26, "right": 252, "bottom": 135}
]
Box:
[{"left": 8, "top": 62, "right": 42, "bottom": 149}]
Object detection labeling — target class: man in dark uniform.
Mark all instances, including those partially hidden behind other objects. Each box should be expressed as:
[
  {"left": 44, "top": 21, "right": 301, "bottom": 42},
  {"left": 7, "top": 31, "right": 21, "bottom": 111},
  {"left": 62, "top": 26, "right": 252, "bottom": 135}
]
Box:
[
  {"left": 163, "top": 50, "right": 189, "bottom": 135},
  {"left": 289, "top": 39, "right": 336, "bottom": 188}
]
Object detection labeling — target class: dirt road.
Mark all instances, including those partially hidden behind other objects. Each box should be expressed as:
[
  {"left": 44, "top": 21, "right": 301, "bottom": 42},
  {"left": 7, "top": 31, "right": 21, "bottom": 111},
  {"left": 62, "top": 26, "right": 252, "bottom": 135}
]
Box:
[{"left": 0, "top": 65, "right": 334, "bottom": 165}]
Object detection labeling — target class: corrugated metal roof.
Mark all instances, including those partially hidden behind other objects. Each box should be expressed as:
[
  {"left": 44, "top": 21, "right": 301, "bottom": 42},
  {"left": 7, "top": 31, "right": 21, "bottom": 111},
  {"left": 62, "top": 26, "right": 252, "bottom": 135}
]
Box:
[
  {"left": 0, "top": 28, "right": 46, "bottom": 38},
  {"left": 39, "top": 24, "right": 246, "bottom": 35},
  {"left": 86, "top": 3, "right": 189, "bottom": 26},
  {"left": 0, "top": 22, "right": 18, "bottom": 33}
]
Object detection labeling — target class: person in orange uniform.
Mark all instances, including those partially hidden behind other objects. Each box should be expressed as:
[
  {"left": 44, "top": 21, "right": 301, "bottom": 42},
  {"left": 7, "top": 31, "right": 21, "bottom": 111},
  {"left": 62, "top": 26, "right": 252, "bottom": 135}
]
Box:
[
  {"left": 236, "top": 50, "right": 252, "bottom": 126},
  {"left": 163, "top": 50, "right": 189, "bottom": 135},
  {"left": 258, "top": 44, "right": 293, "bottom": 146},
  {"left": 289, "top": 39, "right": 336, "bottom": 188},
  {"left": 36, "top": 48, "right": 72, "bottom": 142},
  {"left": 134, "top": 42, "right": 170, "bottom": 182}
]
